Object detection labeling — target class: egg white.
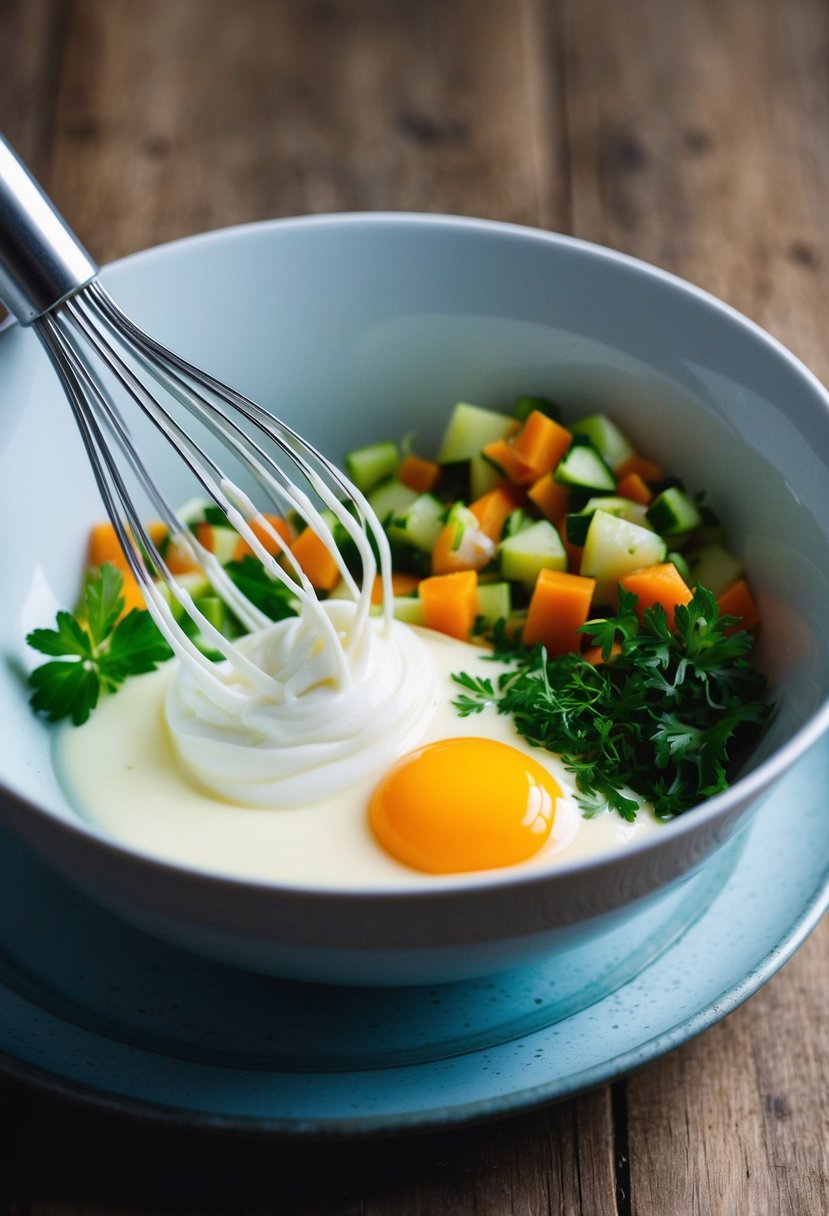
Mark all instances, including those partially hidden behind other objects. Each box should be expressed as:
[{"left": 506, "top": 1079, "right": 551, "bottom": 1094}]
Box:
[{"left": 55, "top": 627, "right": 664, "bottom": 889}]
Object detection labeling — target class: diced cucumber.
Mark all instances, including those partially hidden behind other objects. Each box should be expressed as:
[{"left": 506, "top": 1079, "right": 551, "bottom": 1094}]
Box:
[
  {"left": 344, "top": 441, "right": 400, "bottom": 494},
  {"left": 569, "top": 414, "right": 635, "bottom": 471},
  {"left": 391, "top": 597, "right": 426, "bottom": 626},
  {"left": 158, "top": 570, "right": 211, "bottom": 622},
  {"left": 194, "top": 595, "right": 228, "bottom": 632},
  {"left": 387, "top": 492, "right": 445, "bottom": 553},
  {"left": 469, "top": 452, "right": 504, "bottom": 499},
  {"left": 667, "top": 550, "right": 692, "bottom": 585},
  {"left": 208, "top": 524, "right": 243, "bottom": 565},
  {"left": 438, "top": 402, "right": 512, "bottom": 464},
  {"left": 688, "top": 543, "right": 743, "bottom": 597},
  {"left": 646, "top": 487, "right": 702, "bottom": 535},
  {"left": 581, "top": 510, "right": 667, "bottom": 604},
  {"left": 499, "top": 520, "right": 567, "bottom": 590},
  {"left": 476, "top": 581, "right": 512, "bottom": 627},
  {"left": 566, "top": 496, "right": 650, "bottom": 546},
  {"left": 513, "top": 395, "right": 562, "bottom": 423},
  {"left": 554, "top": 442, "right": 616, "bottom": 492},
  {"left": 503, "top": 508, "right": 534, "bottom": 538},
  {"left": 175, "top": 497, "right": 212, "bottom": 526},
  {"left": 368, "top": 478, "right": 419, "bottom": 524}
]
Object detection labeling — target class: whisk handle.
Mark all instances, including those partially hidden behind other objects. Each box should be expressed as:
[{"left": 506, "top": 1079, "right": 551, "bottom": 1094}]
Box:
[{"left": 0, "top": 134, "right": 97, "bottom": 325}]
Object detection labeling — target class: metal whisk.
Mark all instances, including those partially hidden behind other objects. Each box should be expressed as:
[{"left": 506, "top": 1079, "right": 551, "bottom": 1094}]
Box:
[{"left": 0, "top": 135, "right": 391, "bottom": 684}]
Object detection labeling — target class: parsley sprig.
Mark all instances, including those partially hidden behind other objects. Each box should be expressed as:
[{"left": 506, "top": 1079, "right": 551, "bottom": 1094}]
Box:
[
  {"left": 26, "top": 564, "right": 173, "bottom": 726},
  {"left": 452, "top": 586, "right": 770, "bottom": 821}
]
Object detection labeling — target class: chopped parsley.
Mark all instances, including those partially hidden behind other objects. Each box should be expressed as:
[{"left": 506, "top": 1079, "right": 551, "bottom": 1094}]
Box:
[
  {"left": 452, "top": 585, "right": 771, "bottom": 821},
  {"left": 26, "top": 564, "right": 172, "bottom": 726}
]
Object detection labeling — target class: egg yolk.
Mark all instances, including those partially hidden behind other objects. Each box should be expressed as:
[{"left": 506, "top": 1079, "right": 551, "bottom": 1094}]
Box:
[{"left": 368, "top": 737, "right": 560, "bottom": 874}]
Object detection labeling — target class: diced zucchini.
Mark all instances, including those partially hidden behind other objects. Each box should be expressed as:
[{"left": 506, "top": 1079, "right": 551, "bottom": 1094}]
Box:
[
  {"left": 207, "top": 525, "right": 243, "bottom": 565},
  {"left": 391, "top": 597, "right": 426, "bottom": 626},
  {"left": 368, "top": 478, "right": 419, "bottom": 524},
  {"left": 503, "top": 508, "right": 534, "bottom": 538},
  {"left": 438, "top": 402, "right": 512, "bottom": 464},
  {"left": 581, "top": 510, "right": 667, "bottom": 604},
  {"left": 175, "top": 497, "right": 212, "bottom": 526},
  {"left": 499, "top": 519, "right": 567, "bottom": 590},
  {"left": 554, "top": 442, "right": 616, "bottom": 492},
  {"left": 469, "top": 451, "right": 505, "bottom": 499},
  {"left": 170, "top": 571, "right": 211, "bottom": 601},
  {"left": 344, "top": 441, "right": 399, "bottom": 494},
  {"left": 387, "top": 492, "right": 445, "bottom": 553},
  {"left": 667, "top": 550, "right": 692, "bottom": 585},
  {"left": 646, "top": 487, "right": 702, "bottom": 535},
  {"left": 569, "top": 414, "right": 635, "bottom": 471},
  {"left": 688, "top": 543, "right": 743, "bottom": 597},
  {"left": 476, "top": 581, "right": 512, "bottom": 627},
  {"left": 566, "top": 496, "right": 650, "bottom": 546},
  {"left": 513, "top": 395, "right": 562, "bottom": 423}
]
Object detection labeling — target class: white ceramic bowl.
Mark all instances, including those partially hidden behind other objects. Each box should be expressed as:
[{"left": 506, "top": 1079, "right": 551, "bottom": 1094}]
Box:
[{"left": 2, "top": 214, "right": 829, "bottom": 985}]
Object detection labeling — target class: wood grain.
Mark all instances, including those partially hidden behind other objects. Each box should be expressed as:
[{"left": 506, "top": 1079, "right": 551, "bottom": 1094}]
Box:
[{"left": 0, "top": 1, "right": 827, "bottom": 1213}]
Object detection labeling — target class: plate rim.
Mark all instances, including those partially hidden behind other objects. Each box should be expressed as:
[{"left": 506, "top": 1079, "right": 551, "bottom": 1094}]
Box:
[{"left": 0, "top": 743, "right": 826, "bottom": 1138}]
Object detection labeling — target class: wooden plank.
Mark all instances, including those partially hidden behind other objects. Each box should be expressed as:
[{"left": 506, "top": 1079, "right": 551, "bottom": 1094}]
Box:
[
  {"left": 560, "top": 0, "right": 829, "bottom": 385},
  {"left": 46, "top": 0, "right": 568, "bottom": 266},
  {"left": 0, "top": 0, "right": 65, "bottom": 172},
  {"left": 625, "top": 919, "right": 829, "bottom": 1216}
]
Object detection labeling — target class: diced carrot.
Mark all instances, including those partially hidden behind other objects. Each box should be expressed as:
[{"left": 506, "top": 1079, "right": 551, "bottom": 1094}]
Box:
[
  {"left": 616, "top": 471, "right": 652, "bottom": 506},
  {"left": 717, "top": 578, "right": 760, "bottom": 632},
  {"left": 431, "top": 518, "right": 495, "bottom": 575},
  {"left": 290, "top": 527, "right": 341, "bottom": 590},
  {"left": 194, "top": 521, "right": 214, "bottom": 552},
  {"left": 483, "top": 412, "right": 572, "bottom": 486},
  {"left": 165, "top": 536, "right": 202, "bottom": 575},
  {"left": 523, "top": 569, "right": 597, "bottom": 656},
  {"left": 371, "top": 571, "right": 421, "bottom": 605},
  {"left": 615, "top": 454, "right": 664, "bottom": 483},
  {"left": 233, "top": 514, "right": 293, "bottom": 561},
  {"left": 87, "top": 523, "right": 147, "bottom": 617},
  {"left": 528, "top": 473, "right": 570, "bottom": 525},
  {"left": 583, "top": 642, "right": 622, "bottom": 665},
  {"left": 419, "top": 570, "right": 478, "bottom": 641},
  {"left": 89, "top": 519, "right": 168, "bottom": 568},
  {"left": 469, "top": 482, "right": 524, "bottom": 541},
  {"left": 88, "top": 522, "right": 128, "bottom": 570},
  {"left": 619, "top": 562, "right": 693, "bottom": 630},
  {"left": 481, "top": 438, "right": 537, "bottom": 485},
  {"left": 117, "top": 570, "right": 147, "bottom": 616},
  {"left": 397, "top": 454, "right": 441, "bottom": 493},
  {"left": 510, "top": 410, "right": 573, "bottom": 477},
  {"left": 146, "top": 521, "right": 168, "bottom": 549}
]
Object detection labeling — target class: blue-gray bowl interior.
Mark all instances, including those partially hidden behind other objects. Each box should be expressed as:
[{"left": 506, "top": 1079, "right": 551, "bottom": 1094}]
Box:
[{"left": 1, "top": 214, "right": 828, "bottom": 888}]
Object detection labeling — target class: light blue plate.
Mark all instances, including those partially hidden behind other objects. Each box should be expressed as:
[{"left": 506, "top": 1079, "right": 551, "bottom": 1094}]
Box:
[{"left": 0, "top": 736, "right": 826, "bottom": 1136}]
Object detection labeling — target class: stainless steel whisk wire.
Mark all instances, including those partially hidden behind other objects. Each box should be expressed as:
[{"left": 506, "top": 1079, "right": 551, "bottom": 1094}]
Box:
[{"left": 0, "top": 135, "right": 393, "bottom": 691}]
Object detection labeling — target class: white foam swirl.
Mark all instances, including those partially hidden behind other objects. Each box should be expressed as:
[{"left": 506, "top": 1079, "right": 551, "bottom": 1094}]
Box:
[{"left": 165, "top": 599, "right": 440, "bottom": 807}]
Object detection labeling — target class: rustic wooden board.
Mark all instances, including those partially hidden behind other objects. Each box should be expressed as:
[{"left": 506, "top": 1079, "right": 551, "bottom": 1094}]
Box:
[{"left": 0, "top": 0, "right": 826, "bottom": 1212}]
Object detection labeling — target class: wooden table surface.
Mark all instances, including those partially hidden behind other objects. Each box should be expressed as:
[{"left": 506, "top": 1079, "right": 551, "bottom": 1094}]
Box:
[{"left": 1, "top": 1, "right": 828, "bottom": 1212}]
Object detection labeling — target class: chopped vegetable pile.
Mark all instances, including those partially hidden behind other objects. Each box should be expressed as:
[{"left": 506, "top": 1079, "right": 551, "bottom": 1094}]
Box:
[{"left": 26, "top": 393, "right": 771, "bottom": 819}]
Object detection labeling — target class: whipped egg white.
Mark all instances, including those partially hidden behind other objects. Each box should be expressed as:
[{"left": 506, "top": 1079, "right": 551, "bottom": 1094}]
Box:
[{"left": 165, "top": 599, "right": 440, "bottom": 807}]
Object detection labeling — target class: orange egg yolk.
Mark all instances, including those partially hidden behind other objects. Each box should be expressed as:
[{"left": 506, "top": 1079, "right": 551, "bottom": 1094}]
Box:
[{"left": 368, "top": 737, "right": 560, "bottom": 874}]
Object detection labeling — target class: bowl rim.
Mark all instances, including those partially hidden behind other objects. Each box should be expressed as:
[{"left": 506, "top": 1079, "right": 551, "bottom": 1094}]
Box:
[{"left": 4, "top": 210, "right": 829, "bottom": 899}]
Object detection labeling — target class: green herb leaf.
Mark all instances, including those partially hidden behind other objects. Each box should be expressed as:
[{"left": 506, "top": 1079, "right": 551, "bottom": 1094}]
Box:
[
  {"left": 27, "top": 564, "right": 172, "bottom": 725},
  {"left": 28, "top": 658, "right": 101, "bottom": 726},
  {"left": 223, "top": 556, "right": 299, "bottom": 622},
  {"left": 452, "top": 585, "right": 771, "bottom": 821},
  {"left": 84, "top": 561, "right": 125, "bottom": 644}
]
